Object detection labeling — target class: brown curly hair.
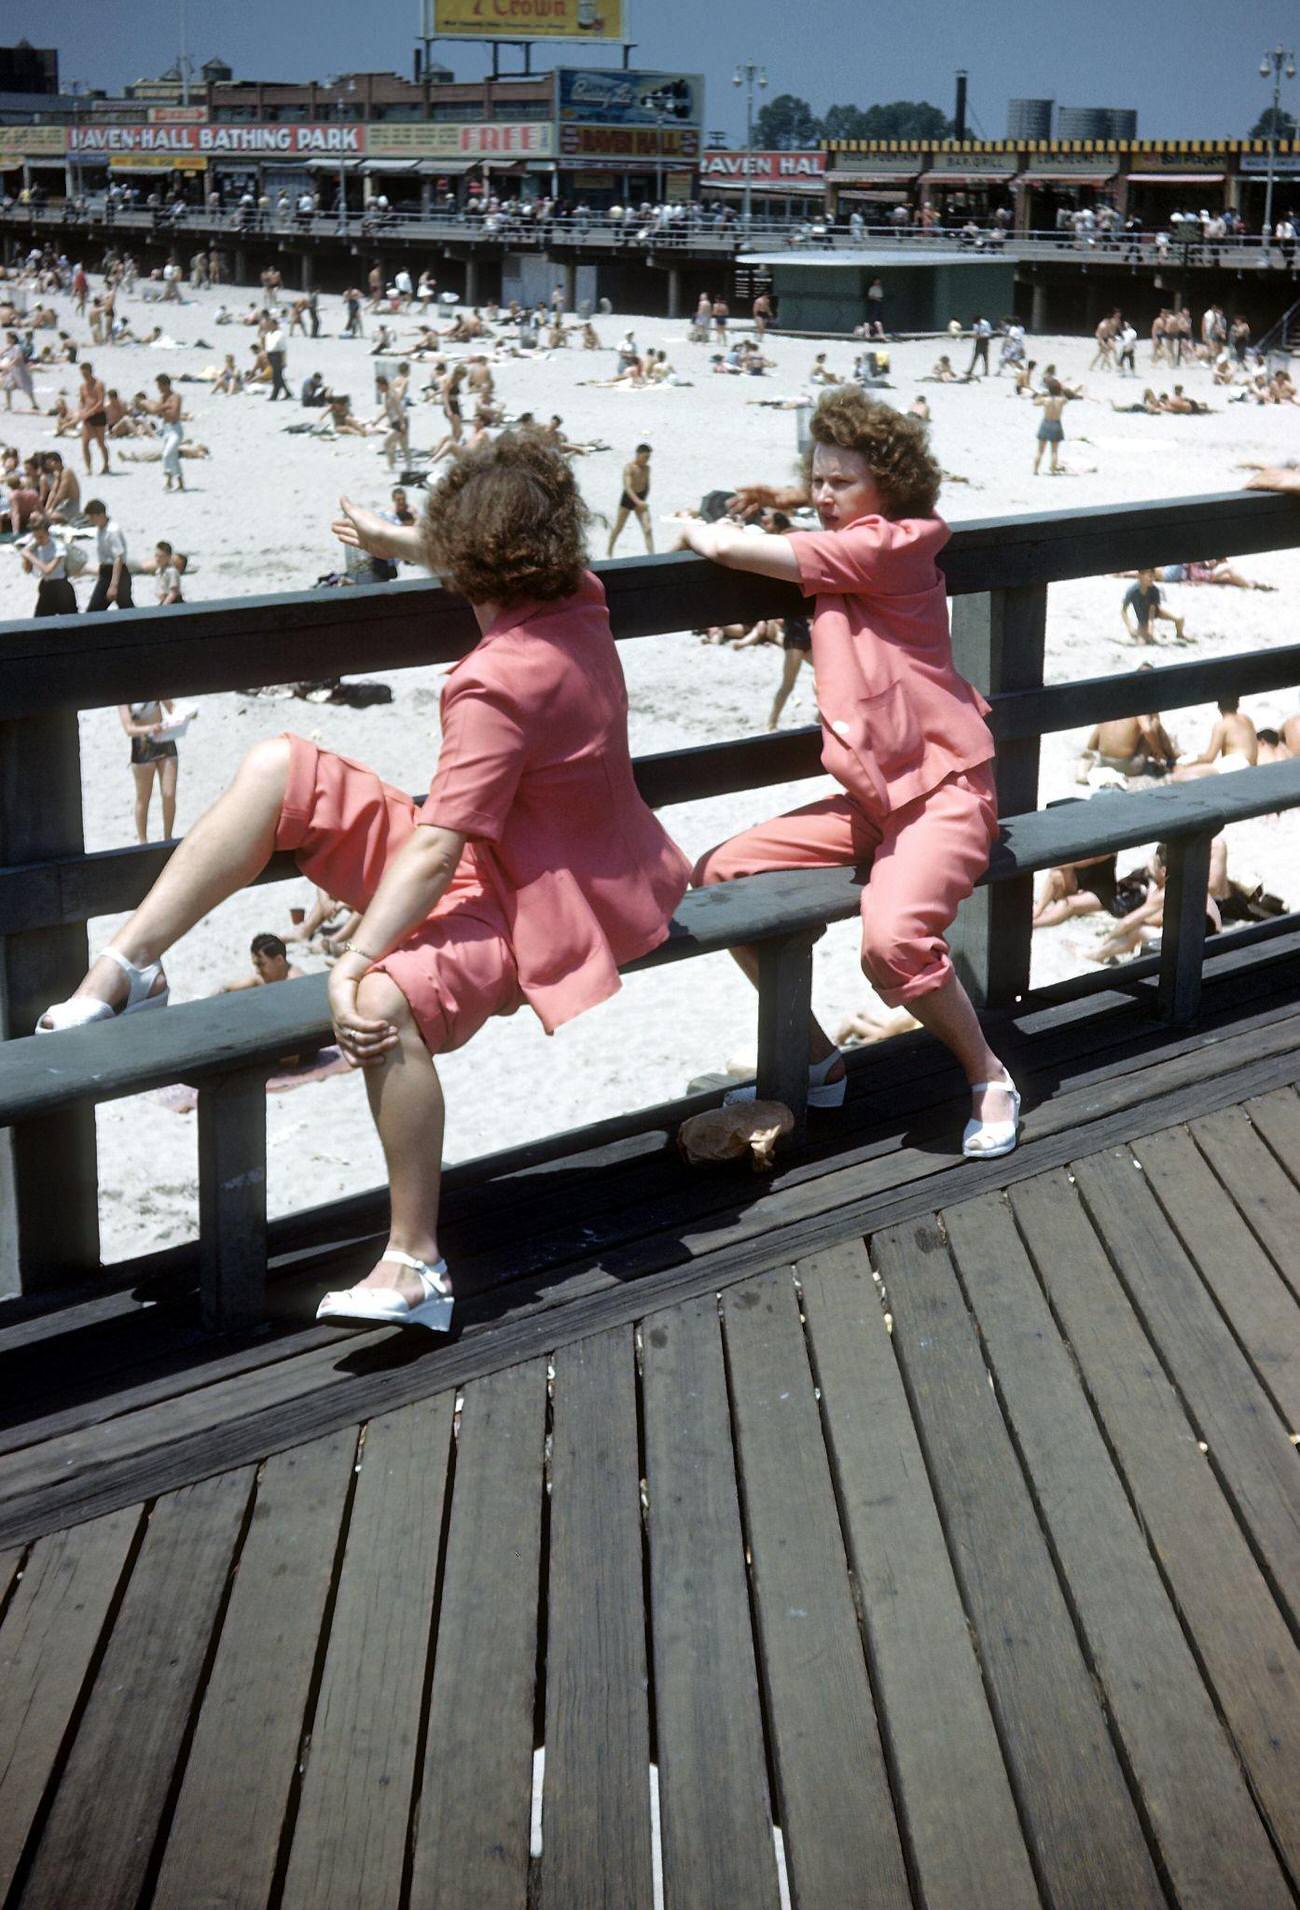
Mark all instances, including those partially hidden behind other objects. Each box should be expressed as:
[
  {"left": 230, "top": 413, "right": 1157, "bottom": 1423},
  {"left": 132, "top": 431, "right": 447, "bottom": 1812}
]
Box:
[
  {"left": 806, "top": 388, "right": 942, "bottom": 519},
  {"left": 422, "top": 430, "right": 590, "bottom": 604}
]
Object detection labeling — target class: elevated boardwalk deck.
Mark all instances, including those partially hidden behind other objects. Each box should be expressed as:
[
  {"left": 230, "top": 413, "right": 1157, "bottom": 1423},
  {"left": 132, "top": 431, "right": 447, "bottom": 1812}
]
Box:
[{"left": 2, "top": 933, "right": 1299, "bottom": 1908}]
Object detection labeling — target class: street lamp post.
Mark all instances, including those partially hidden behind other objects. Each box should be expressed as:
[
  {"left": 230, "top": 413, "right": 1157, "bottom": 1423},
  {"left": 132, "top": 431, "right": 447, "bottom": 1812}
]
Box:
[
  {"left": 336, "top": 78, "right": 357, "bottom": 235},
  {"left": 1260, "top": 44, "right": 1297, "bottom": 241},
  {"left": 732, "top": 61, "right": 767, "bottom": 226}
]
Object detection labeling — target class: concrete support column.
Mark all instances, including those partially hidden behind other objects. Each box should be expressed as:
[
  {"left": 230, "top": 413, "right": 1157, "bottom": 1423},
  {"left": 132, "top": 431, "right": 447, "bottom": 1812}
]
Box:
[
  {"left": 465, "top": 254, "right": 480, "bottom": 305},
  {"left": 233, "top": 246, "right": 248, "bottom": 284},
  {"left": 666, "top": 265, "right": 683, "bottom": 319},
  {"left": 300, "top": 250, "right": 313, "bottom": 291},
  {"left": 563, "top": 259, "right": 577, "bottom": 309},
  {"left": 1030, "top": 277, "right": 1049, "bottom": 333}
]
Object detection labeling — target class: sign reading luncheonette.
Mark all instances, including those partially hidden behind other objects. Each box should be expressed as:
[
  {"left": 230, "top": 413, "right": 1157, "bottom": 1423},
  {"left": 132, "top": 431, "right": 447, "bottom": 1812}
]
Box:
[
  {"left": 67, "top": 123, "right": 364, "bottom": 156},
  {"left": 699, "top": 150, "right": 825, "bottom": 182}
]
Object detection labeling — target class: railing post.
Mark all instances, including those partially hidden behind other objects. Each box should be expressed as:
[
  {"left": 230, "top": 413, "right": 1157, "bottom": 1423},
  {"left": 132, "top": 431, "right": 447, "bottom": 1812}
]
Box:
[
  {"left": 0, "top": 711, "right": 99, "bottom": 1296},
  {"left": 948, "top": 582, "right": 1048, "bottom": 1009},
  {"left": 195, "top": 1069, "right": 270, "bottom": 1333},
  {"left": 756, "top": 932, "right": 817, "bottom": 1143},
  {"left": 1157, "top": 832, "right": 1213, "bottom": 1027}
]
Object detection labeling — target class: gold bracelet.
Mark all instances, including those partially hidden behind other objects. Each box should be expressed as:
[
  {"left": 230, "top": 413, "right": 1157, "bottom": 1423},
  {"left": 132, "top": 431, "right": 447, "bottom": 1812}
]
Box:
[{"left": 335, "top": 941, "right": 379, "bottom": 963}]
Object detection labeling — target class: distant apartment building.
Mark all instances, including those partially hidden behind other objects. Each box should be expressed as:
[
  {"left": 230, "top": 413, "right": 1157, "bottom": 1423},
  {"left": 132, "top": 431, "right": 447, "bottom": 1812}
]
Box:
[
  {"left": 0, "top": 41, "right": 58, "bottom": 94},
  {"left": 1056, "top": 106, "right": 1138, "bottom": 140},
  {"left": 1007, "top": 98, "right": 1053, "bottom": 140}
]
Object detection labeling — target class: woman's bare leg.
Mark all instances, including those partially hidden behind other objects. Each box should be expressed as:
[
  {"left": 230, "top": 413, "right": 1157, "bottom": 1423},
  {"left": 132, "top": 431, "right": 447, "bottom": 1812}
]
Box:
[
  {"left": 46, "top": 737, "right": 291, "bottom": 1019},
  {"left": 726, "top": 941, "right": 842, "bottom": 1073},
  {"left": 349, "top": 971, "right": 446, "bottom": 1304},
  {"left": 768, "top": 650, "right": 803, "bottom": 729},
  {"left": 903, "top": 972, "right": 1014, "bottom": 1123},
  {"left": 159, "top": 754, "right": 179, "bottom": 838},
  {"left": 131, "top": 762, "right": 155, "bottom": 842}
]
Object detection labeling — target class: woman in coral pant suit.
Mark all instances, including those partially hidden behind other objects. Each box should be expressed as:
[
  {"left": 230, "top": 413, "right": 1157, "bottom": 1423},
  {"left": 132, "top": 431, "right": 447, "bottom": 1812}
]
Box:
[
  {"left": 38, "top": 435, "right": 692, "bottom": 1329},
  {"left": 679, "top": 388, "right": 1019, "bottom": 1158}
]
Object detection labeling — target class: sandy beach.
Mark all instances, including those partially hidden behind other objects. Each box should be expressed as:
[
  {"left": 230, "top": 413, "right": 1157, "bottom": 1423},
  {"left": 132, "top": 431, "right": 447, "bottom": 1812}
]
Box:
[{"left": 3, "top": 274, "right": 1298, "bottom": 1263}]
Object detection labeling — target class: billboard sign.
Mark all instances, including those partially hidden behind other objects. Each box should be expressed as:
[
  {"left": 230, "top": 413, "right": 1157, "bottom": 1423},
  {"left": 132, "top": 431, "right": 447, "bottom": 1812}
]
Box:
[
  {"left": 557, "top": 68, "right": 702, "bottom": 127},
  {"left": 431, "top": 0, "right": 625, "bottom": 39}
]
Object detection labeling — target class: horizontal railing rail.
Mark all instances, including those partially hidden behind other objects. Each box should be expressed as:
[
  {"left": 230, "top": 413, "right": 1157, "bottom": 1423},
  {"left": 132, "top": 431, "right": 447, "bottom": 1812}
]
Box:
[
  {"left": 6, "top": 201, "right": 1300, "bottom": 269},
  {"left": 3, "top": 485, "right": 1300, "bottom": 1307}
]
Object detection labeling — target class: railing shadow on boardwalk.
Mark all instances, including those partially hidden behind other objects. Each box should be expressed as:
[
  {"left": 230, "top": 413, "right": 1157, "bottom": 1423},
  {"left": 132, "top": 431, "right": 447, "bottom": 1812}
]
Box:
[{"left": 3, "top": 485, "right": 1300, "bottom": 1347}]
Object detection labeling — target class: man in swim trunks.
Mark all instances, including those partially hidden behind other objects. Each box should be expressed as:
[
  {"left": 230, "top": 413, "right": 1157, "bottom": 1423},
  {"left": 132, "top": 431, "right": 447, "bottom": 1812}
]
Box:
[
  {"left": 1075, "top": 666, "right": 1178, "bottom": 781},
  {"left": 77, "top": 361, "right": 110, "bottom": 476},
  {"left": 1121, "top": 568, "right": 1184, "bottom": 644},
  {"left": 1032, "top": 381, "right": 1070, "bottom": 474},
  {"left": 606, "top": 442, "right": 653, "bottom": 556},
  {"left": 1173, "top": 696, "right": 1258, "bottom": 779}
]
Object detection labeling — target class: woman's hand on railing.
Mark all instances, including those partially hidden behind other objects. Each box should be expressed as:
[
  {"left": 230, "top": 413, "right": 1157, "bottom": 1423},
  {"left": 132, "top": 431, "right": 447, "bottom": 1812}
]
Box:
[{"left": 331, "top": 496, "right": 425, "bottom": 565}]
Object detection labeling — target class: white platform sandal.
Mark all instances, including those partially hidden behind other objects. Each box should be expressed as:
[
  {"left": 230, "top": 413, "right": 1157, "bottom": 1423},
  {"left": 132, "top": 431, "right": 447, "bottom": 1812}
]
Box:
[
  {"left": 962, "top": 1073, "right": 1022, "bottom": 1160},
  {"left": 36, "top": 947, "right": 169, "bottom": 1034},
  {"left": 316, "top": 1252, "right": 454, "bottom": 1333},
  {"left": 723, "top": 1048, "right": 848, "bottom": 1110}
]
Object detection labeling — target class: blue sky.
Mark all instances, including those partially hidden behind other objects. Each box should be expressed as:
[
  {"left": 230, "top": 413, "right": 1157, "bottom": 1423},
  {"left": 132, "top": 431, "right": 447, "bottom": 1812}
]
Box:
[{"left": 48, "top": 0, "right": 1300, "bottom": 143}]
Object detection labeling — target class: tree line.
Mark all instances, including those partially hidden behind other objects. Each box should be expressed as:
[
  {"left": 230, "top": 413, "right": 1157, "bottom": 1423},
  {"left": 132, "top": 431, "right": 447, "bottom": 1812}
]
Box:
[{"left": 752, "top": 97, "right": 954, "bottom": 148}]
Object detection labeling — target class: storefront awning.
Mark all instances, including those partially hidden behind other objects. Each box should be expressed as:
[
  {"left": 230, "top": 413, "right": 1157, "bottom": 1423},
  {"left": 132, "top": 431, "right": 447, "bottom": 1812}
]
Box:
[
  {"left": 416, "top": 158, "right": 478, "bottom": 175},
  {"left": 19, "top": 155, "right": 69, "bottom": 170},
  {"left": 920, "top": 168, "right": 1015, "bottom": 185},
  {"left": 302, "top": 156, "right": 363, "bottom": 172},
  {"left": 1019, "top": 172, "right": 1116, "bottom": 187},
  {"left": 826, "top": 169, "right": 916, "bottom": 185},
  {"left": 708, "top": 175, "right": 826, "bottom": 195},
  {"left": 1126, "top": 172, "right": 1226, "bottom": 185},
  {"left": 362, "top": 158, "right": 421, "bottom": 175},
  {"left": 836, "top": 187, "right": 910, "bottom": 202}
]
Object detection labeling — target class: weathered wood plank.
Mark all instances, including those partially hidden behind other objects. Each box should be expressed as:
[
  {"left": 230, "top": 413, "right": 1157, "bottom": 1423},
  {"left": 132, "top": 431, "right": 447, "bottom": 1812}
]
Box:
[
  {"left": 151, "top": 1429, "right": 359, "bottom": 1910},
  {"left": 410, "top": 1360, "right": 547, "bottom": 1910},
  {"left": 1071, "top": 1147, "right": 1300, "bottom": 1625},
  {"left": 1010, "top": 1170, "right": 1300, "bottom": 1876},
  {"left": 7, "top": 1004, "right": 1300, "bottom": 1555},
  {"left": 279, "top": 1397, "right": 453, "bottom": 1910},
  {"left": 798, "top": 1242, "right": 1039, "bottom": 1910},
  {"left": 873, "top": 1218, "right": 1165, "bottom": 1910},
  {"left": 1196, "top": 1092, "right": 1300, "bottom": 1306},
  {"left": 542, "top": 1329, "right": 654, "bottom": 1910},
  {"left": 16, "top": 1469, "right": 252, "bottom": 1910},
  {"left": 756, "top": 933, "right": 814, "bottom": 1135},
  {"left": 1158, "top": 829, "right": 1213, "bottom": 1025},
  {"left": 1131, "top": 1124, "right": 1300, "bottom": 1429},
  {"left": 944, "top": 1191, "right": 1291, "bottom": 1909},
  {"left": 196, "top": 1070, "right": 270, "bottom": 1334},
  {"left": 640, "top": 1295, "right": 781, "bottom": 1910},
  {"left": 721, "top": 1267, "right": 912, "bottom": 1910},
  {"left": 0, "top": 1507, "right": 140, "bottom": 1901}
]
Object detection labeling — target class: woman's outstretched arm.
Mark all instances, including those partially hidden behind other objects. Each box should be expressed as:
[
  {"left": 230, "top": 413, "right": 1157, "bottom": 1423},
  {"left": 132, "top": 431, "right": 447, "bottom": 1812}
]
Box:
[{"left": 676, "top": 518, "right": 801, "bottom": 581}]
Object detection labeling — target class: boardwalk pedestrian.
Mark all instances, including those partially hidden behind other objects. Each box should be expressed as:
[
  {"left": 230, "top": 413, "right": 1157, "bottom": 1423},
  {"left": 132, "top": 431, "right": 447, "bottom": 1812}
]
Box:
[
  {"left": 83, "top": 498, "right": 133, "bottom": 612},
  {"left": 20, "top": 510, "right": 78, "bottom": 616}
]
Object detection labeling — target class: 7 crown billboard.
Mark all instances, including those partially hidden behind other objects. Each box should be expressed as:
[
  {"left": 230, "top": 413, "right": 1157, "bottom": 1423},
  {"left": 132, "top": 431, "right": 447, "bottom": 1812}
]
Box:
[{"left": 431, "top": 0, "right": 625, "bottom": 39}]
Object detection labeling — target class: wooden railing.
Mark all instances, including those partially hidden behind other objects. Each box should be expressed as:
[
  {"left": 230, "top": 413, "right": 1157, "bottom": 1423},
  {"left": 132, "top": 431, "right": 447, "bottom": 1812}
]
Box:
[{"left": 2, "top": 487, "right": 1299, "bottom": 1310}]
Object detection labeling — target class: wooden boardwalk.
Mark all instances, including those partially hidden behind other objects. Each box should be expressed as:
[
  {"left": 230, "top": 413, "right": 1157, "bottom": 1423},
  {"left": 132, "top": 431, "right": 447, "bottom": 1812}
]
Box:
[{"left": 2, "top": 950, "right": 1300, "bottom": 1906}]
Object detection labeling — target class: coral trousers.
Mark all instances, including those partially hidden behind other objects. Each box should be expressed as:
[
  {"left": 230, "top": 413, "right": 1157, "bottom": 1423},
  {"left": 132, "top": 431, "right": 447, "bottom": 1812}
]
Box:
[{"left": 693, "top": 764, "right": 999, "bottom": 1007}]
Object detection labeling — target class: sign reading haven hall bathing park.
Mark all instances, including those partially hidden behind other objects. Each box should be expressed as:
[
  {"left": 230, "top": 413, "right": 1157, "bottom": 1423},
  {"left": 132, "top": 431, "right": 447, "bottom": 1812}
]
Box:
[
  {"left": 67, "top": 123, "right": 364, "bottom": 157},
  {"left": 431, "top": 0, "right": 625, "bottom": 39}
]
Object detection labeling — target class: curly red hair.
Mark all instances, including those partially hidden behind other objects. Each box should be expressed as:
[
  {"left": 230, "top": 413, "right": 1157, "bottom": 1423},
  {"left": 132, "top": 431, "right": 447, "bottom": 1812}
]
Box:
[
  {"left": 422, "top": 429, "right": 590, "bottom": 604},
  {"left": 806, "top": 388, "right": 942, "bottom": 519}
]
